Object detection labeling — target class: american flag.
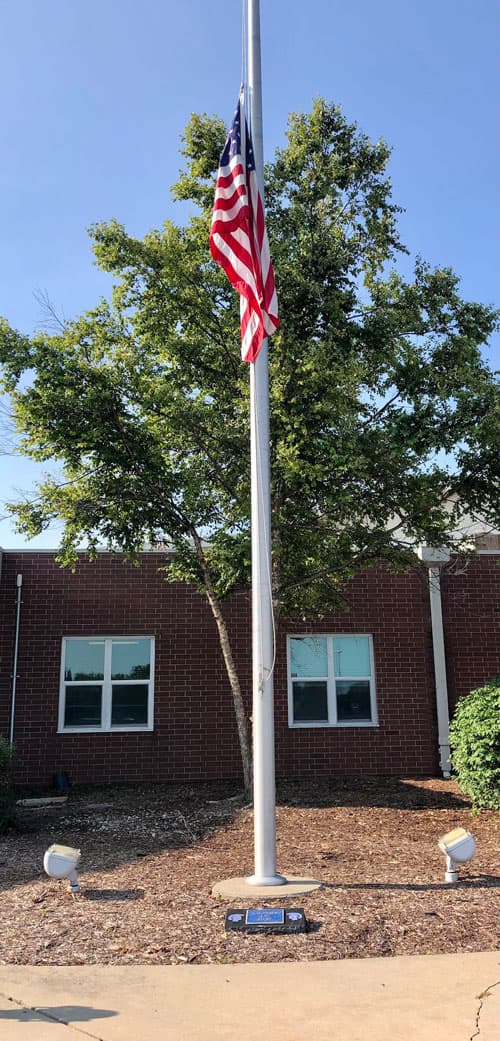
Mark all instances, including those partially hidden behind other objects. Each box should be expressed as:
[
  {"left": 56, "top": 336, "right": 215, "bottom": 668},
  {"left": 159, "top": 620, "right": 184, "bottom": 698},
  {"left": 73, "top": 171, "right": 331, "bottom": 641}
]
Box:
[{"left": 210, "top": 95, "right": 279, "bottom": 363}]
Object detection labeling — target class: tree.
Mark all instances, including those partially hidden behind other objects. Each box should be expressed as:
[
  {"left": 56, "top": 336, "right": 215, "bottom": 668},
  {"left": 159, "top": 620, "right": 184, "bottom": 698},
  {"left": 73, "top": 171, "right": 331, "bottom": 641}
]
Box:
[{"left": 0, "top": 100, "right": 498, "bottom": 794}]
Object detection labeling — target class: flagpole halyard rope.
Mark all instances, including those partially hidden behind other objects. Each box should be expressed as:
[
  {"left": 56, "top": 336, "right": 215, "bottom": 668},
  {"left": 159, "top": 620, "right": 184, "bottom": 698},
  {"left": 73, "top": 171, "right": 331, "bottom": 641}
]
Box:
[{"left": 241, "top": 0, "right": 247, "bottom": 94}]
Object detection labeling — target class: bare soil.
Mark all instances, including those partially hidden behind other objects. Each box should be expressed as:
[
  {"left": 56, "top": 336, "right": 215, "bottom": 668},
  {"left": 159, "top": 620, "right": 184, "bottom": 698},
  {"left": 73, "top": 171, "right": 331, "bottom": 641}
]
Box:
[{"left": 1, "top": 778, "right": 499, "bottom": 965}]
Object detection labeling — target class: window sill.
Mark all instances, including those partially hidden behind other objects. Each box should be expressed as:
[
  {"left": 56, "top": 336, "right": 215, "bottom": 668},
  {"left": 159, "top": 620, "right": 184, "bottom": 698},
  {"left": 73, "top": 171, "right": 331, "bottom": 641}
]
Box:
[
  {"left": 289, "top": 720, "right": 379, "bottom": 729},
  {"left": 58, "top": 726, "right": 154, "bottom": 734}
]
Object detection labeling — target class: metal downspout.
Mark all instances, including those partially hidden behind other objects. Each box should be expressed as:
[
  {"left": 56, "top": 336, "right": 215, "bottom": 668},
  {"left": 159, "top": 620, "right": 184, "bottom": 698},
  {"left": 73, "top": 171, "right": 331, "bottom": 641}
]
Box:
[
  {"left": 9, "top": 574, "right": 23, "bottom": 744},
  {"left": 428, "top": 566, "right": 451, "bottom": 777}
]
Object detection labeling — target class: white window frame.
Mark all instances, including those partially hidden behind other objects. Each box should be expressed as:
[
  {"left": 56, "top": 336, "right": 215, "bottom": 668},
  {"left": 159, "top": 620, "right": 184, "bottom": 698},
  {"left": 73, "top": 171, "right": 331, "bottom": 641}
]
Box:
[
  {"left": 287, "top": 634, "right": 378, "bottom": 728},
  {"left": 58, "top": 636, "right": 155, "bottom": 733}
]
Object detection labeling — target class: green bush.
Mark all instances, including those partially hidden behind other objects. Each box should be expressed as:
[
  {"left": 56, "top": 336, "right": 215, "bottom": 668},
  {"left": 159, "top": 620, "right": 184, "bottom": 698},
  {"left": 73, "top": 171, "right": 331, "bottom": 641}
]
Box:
[
  {"left": 449, "top": 682, "right": 500, "bottom": 810},
  {"left": 0, "top": 737, "right": 16, "bottom": 833}
]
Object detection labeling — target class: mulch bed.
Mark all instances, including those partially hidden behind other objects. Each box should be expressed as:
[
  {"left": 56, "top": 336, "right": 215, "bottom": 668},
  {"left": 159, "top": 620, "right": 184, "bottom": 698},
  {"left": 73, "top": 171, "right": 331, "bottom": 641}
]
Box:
[{"left": 1, "top": 778, "right": 499, "bottom": 965}]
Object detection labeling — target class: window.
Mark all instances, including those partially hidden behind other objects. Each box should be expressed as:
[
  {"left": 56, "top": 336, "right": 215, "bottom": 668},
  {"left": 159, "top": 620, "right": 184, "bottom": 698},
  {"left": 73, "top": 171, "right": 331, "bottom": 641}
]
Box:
[
  {"left": 287, "top": 635, "right": 377, "bottom": 727},
  {"left": 59, "top": 637, "right": 154, "bottom": 732}
]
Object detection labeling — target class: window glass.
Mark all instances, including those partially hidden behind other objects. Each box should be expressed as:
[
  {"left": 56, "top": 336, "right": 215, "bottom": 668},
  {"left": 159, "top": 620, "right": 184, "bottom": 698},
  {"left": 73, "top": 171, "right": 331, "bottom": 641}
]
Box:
[
  {"left": 64, "top": 639, "right": 105, "bottom": 681},
  {"left": 288, "top": 634, "right": 376, "bottom": 727},
  {"left": 333, "top": 636, "right": 371, "bottom": 677},
  {"left": 292, "top": 681, "right": 328, "bottom": 722},
  {"left": 111, "top": 639, "right": 151, "bottom": 680},
  {"left": 290, "top": 637, "right": 328, "bottom": 678},
  {"left": 61, "top": 637, "right": 153, "bottom": 731},
  {"left": 64, "top": 685, "right": 102, "bottom": 727},
  {"left": 336, "top": 680, "right": 372, "bottom": 721},
  {"left": 111, "top": 684, "right": 149, "bottom": 725}
]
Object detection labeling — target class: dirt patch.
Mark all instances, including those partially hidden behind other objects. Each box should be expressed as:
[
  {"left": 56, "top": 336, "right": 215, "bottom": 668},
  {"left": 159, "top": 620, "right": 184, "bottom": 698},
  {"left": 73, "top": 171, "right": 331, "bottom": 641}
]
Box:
[{"left": 1, "top": 778, "right": 499, "bottom": 964}]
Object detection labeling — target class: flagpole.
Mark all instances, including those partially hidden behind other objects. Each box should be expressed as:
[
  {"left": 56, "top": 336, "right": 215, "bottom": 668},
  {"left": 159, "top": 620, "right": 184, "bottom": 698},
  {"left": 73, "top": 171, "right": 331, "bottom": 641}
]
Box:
[{"left": 246, "top": 0, "right": 284, "bottom": 886}]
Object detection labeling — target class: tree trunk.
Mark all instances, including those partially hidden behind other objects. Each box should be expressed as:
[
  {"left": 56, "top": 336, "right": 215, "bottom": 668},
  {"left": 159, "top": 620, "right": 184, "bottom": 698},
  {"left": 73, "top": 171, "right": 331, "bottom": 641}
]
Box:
[{"left": 191, "top": 531, "right": 253, "bottom": 800}]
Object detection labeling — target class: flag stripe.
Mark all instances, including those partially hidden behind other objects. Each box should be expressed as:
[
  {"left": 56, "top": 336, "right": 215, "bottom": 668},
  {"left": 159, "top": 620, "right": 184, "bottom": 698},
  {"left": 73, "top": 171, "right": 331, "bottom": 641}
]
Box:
[{"left": 210, "top": 96, "right": 279, "bottom": 363}]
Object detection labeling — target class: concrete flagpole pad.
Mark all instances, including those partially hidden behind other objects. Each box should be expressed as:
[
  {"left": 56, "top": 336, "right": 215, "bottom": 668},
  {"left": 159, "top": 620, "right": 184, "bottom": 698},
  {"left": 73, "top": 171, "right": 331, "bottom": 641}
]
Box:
[{"left": 211, "top": 875, "right": 322, "bottom": 899}]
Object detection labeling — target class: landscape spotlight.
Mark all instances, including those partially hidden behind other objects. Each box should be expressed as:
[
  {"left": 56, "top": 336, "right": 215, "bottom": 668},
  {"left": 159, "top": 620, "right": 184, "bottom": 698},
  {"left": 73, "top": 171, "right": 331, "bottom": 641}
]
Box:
[
  {"left": 43, "top": 843, "right": 81, "bottom": 893},
  {"left": 438, "top": 828, "right": 476, "bottom": 883}
]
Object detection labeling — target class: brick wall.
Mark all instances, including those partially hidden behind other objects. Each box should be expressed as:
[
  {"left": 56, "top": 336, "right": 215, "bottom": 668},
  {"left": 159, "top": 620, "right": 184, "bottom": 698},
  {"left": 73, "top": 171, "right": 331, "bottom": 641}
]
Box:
[
  {"left": 0, "top": 552, "right": 245, "bottom": 787},
  {"left": 0, "top": 550, "right": 497, "bottom": 787},
  {"left": 440, "top": 555, "right": 500, "bottom": 714},
  {"left": 274, "top": 566, "right": 437, "bottom": 779}
]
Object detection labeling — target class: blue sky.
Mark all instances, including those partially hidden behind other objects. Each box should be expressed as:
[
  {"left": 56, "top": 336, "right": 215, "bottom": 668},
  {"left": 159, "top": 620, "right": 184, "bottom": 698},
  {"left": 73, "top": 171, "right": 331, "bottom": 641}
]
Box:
[{"left": 1, "top": 0, "right": 498, "bottom": 547}]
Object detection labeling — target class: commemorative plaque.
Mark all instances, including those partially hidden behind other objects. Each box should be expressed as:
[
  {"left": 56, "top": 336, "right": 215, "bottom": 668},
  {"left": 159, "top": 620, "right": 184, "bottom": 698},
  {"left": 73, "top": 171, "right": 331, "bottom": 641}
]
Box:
[{"left": 225, "top": 907, "right": 307, "bottom": 934}]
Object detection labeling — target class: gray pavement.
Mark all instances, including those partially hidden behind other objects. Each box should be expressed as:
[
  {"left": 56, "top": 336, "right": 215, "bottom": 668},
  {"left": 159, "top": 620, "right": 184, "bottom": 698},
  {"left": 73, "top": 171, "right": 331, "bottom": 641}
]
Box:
[{"left": 0, "top": 952, "right": 499, "bottom": 1041}]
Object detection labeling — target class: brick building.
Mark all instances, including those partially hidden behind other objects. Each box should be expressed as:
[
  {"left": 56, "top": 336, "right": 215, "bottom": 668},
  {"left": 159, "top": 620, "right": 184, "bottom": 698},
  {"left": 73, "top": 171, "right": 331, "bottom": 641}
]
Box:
[{"left": 0, "top": 548, "right": 498, "bottom": 787}]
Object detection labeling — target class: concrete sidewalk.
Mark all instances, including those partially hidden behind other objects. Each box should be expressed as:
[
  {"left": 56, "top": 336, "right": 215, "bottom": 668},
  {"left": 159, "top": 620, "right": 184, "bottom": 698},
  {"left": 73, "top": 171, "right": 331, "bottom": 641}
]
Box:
[{"left": 0, "top": 952, "right": 499, "bottom": 1041}]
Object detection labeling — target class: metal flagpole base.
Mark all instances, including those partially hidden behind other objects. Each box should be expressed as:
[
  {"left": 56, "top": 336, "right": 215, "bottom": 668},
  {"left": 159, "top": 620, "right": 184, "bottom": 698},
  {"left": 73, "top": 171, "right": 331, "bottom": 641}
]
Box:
[{"left": 246, "top": 874, "right": 287, "bottom": 886}]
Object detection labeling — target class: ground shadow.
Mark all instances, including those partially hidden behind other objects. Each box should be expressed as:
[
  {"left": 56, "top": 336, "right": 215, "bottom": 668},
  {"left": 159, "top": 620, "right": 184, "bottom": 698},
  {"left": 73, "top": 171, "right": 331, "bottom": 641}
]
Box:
[
  {"left": 0, "top": 1005, "right": 116, "bottom": 1023},
  {"left": 0, "top": 777, "right": 476, "bottom": 896},
  {"left": 0, "top": 781, "right": 245, "bottom": 892},
  {"left": 84, "top": 888, "right": 144, "bottom": 901},
  {"left": 319, "top": 874, "right": 500, "bottom": 892},
  {"left": 305, "top": 919, "right": 323, "bottom": 934},
  {"left": 276, "top": 777, "right": 470, "bottom": 810}
]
